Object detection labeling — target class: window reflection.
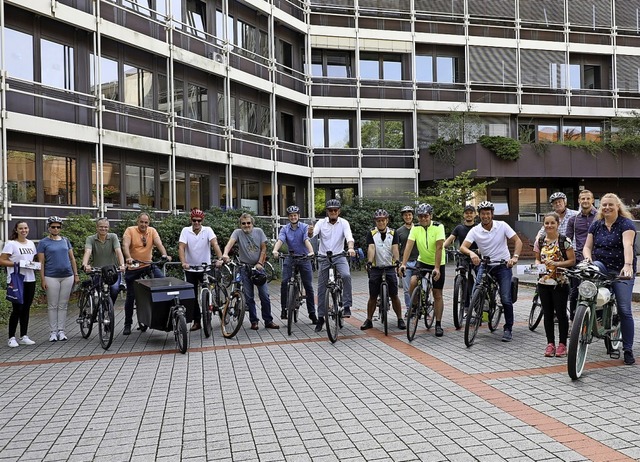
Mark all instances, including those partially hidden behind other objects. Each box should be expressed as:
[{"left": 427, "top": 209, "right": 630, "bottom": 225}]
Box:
[
  {"left": 92, "top": 162, "right": 121, "bottom": 206},
  {"left": 187, "top": 84, "right": 208, "bottom": 122},
  {"left": 4, "top": 28, "right": 33, "bottom": 81},
  {"left": 361, "top": 120, "right": 381, "bottom": 148},
  {"left": 190, "top": 173, "right": 210, "bottom": 210},
  {"left": 122, "top": 0, "right": 151, "bottom": 16},
  {"left": 124, "top": 64, "right": 153, "bottom": 108},
  {"left": 7, "top": 151, "right": 36, "bottom": 203},
  {"left": 126, "top": 165, "right": 155, "bottom": 207},
  {"left": 416, "top": 56, "right": 433, "bottom": 82},
  {"left": 43, "top": 154, "right": 76, "bottom": 205},
  {"left": 538, "top": 124, "right": 559, "bottom": 142},
  {"left": 436, "top": 56, "right": 455, "bottom": 83},
  {"left": 329, "top": 119, "right": 350, "bottom": 148},
  {"left": 41, "top": 39, "right": 74, "bottom": 90},
  {"left": 186, "top": 0, "right": 206, "bottom": 38},
  {"left": 90, "top": 55, "right": 119, "bottom": 100},
  {"left": 312, "top": 119, "right": 325, "bottom": 148}
]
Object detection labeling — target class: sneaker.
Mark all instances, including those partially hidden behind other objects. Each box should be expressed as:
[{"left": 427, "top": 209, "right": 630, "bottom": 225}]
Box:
[
  {"left": 309, "top": 313, "right": 318, "bottom": 325},
  {"left": 123, "top": 325, "right": 132, "bottom": 335},
  {"left": 360, "top": 319, "right": 373, "bottom": 330},
  {"left": 435, "top": 326, "right": 444, "bottom": 337},
  {"left": 555, "top": 343, "right": 567, "bottom": 357},
  {"left": 49, "top": 332, "right": 58, "bottom": 342},
  {"left": 544, "top": 343, "right": 556, "bottom": 357},
  {"left": 57, "top": 331, "right": 67, "bottom": 341},
  {"left": 397, "top": 319, "right": 406, "bottom": 330},
  {"left": 8, "top": 337, "right": 19, "bottom": 348},
  {"left": 624, "top": 350, "right": 636, "bottom": 365},
  {"left": 314, "top": 317, "right": 325, "bottom": 333},
  {"left": 18, "top": 335, "right": 35, "bottom": 346},
  {"left": 280, "top": 310, "right": 287, "bottom": 320},
  {"left": 501, "top": 329, "right": 513, "bottom": 342},
  {"left": 343, "top": 307, "right": 351, "bottom": 318}
]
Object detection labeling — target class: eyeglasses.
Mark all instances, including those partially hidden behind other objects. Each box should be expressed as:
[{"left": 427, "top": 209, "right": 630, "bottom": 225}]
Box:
[
  {"left": 191, "top": 219, "right": 202, "bottom": 223},
  {"left": 141, "top": 236, "right": 147, "bottom": 247},
  {"left": 50, "top": 225, "right": 61, "bottom": 229},
  {"left": 241, "top": 221, "right": 252, "bottom": 225},
  {"left": 418, "top": 215, "right": 430, "bottom": 218}
]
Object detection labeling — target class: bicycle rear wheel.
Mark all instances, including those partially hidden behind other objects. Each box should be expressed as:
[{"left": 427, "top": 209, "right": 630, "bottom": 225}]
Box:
[
  {"left": 175, "top": 310, "right": 188, "bottom": 354},
  {"left": 325, "top": 288, "right": 339, "bottom": 343},
  {"left": 381, "top": 283, "right": 389, "bottom": 336},
  {"left": 221, "top": 292, "right": 245, "bottom": 339},
  {"left": 568, "top": 303, "right": 591, "bottom": 380},
  {"left": 452, "top": 274, "right": 466, "bottom": 329},
  {"left": 98, "top": 297, "right": 114, "bottom": 350},
  {"left": 465, "top": 288, "right": 485, "bottom": 347},
  {"left": 528, "top": 293, "right": 543, "bottom": 331},
  {"left": 604, "top": 302, "right": 622, "bottom": 354},
  {"left": 287, "top": 283, "right": 296, "bottom": 336},
  {"left": 201, "top": 289, "right": 213, "bottom": 338},
  {"left": 487, "top": 288, "right": 502, "bottom": 332},
  {"left": 424, "top": 294, "right": 434, "bottom": 330},
  {"left": 407, "top": 287, "right": 421, "bottom": 341},
  {"left": 78, "top": 291, "right": 94, "bottom": 339}
]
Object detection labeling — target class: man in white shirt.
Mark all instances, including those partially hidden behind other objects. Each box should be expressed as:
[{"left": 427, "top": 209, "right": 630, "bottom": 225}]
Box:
[
  {"left": 460, "top": 201, "right": 522, "bottom": 342},
  {"left": 308, "top": 199, "right": 356, "bottom": 332},
  {"left": 179, "top": 208, "right": 223, "bottom": 331}
]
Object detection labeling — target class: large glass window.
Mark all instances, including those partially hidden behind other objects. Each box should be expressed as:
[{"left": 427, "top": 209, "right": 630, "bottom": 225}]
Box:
[
  {"left": 186, "top": 0, "right": 206, "bottom": 38},
  {"left": 278, "top": 39, "right": 293, "bottom": 71},
  {"left": 160, "top": 169, "right": 186, "bottom": 210},
  {"left": 4, "top": 28, "right": 33, "bottom": 81},
  {"left": 90, "top": 55, "right": 119, "bottom": 100},
  {"left": 43, "top": 154, "right": 76, "bottom": 205},
  {"left": 384, "top": 120, "right": 404, "bottom": 148},
  {"left": 126, "top": 165, "right": 155, "bottom": 207},
  {"left": 360, "top": 54, "right": 379, "bottom": 79},
  {"left": 7, "top": 151, "right": 36, "bottom": 203},
  {"left": 190, "top": 173, "right": 210, "bottom": 210},
  {"left": 186, "top": 84, "right": 208, "bottom": 122},
  {"left": 361, "top": 120, "right": 381, "bottom": 148},
  {"left": 216, "top": 10, "right": 234, "bottom": 44},
  {"left": 238, "top": 99, "right": 257, "bottom": 133},
  {"left": 361, "top": 53, "right": 403, "bottom": 80},
  {"left": 122, "top": 0, "right": 151, "bottom": 16},
  {"left": 312, "top": 119, "right": 325, "bottom": 148},
  {"left": 124, "top": 64, "right": 154, "bottom": 108},
  {"left": 550, "top": 63, "right": 581, "bottom": 89},
  {"left": 41, "top": 39, "right": 74, "bottom": 90},
  {"left": 328, "top": 119, "right": 351, "bottom": 148},
  {"left": 563, "top": 125, "right": 582, "bottom": 141},
  {"left": 240, "top": 179, "right": 259, "bottom": 213},
  {"left": 518, "top": 188, "right": 538, "bottom": 221},
  {"left": 538, "top": 124, "right": 559, "bottom": 142},
  {"left": 436, "top": 57, "right": 456, "bottom": 83},
  {"left": 416, "top": 56, "right": 433, "bottom": 82},
  {"left": 237, "top": 20, "right": 256, "bottom": 54},
  {"left": 92, "top": 161, "right": 121, "bottom": 206},
  {"left": 382, "top": 55, "right": 401, "bottom": 80}
]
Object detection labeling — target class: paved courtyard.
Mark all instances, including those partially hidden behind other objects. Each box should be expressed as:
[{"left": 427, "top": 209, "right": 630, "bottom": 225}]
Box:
[{"left": 1, "top": 262, "right": 639, "bottom": 461}]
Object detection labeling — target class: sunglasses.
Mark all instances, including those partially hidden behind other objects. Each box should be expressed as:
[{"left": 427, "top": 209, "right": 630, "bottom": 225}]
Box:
[
  {"left": 241, "top": 221, "right": 252, "bottom": 225},
  {"left": 141, "top": 236, "right": 147, "bottom": 247},
  {"left": 50, "top": 225, "right": 61, "bottom": 229},
  {"left": 192, "top": 219, "right": 202, "bottom": 223}
]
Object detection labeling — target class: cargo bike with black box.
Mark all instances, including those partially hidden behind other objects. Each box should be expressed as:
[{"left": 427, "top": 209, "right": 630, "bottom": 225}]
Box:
[{"left": 133, "top": 261, "right": 195, "bottom": 353}]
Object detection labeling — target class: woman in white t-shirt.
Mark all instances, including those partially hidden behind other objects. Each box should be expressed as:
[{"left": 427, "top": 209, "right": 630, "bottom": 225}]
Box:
[{"left": 0, "top": 221, "right": 38, "bottom": 348}]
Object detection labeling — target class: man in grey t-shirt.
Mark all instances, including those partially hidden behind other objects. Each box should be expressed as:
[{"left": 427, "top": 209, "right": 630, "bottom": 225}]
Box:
[{"left": 222, "top": 213, "right": 279, "bottom": 331}]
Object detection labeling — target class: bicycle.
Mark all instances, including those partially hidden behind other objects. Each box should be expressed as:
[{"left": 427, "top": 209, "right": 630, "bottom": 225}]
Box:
[
  {"left": 76, "top": 266, "right": 118, "bottom": 350},
  {"left": 321, "top": 251, "right": 345, "bottom": 343},
  {"left": 565, "top": 262, "right": 624, "bottom": 380},
  {"left": 464, "top": 257, "right": 505, "bottom": 347},
  {"left": 132, "top": 259, "right": 190, "bottom": 354},
  {"left": 220, "top": 257, "right": 247, "bottom": 338},
  {"left": 406, "top": 267, "right": 435, "bottom": 341},
  {"left": 448, "top": 249, "right": 475, "bottom": 330},
  {"left": 187, "top": 262, "right": 229, "bottom": 339},
  {"left": 527, "top": 266, "right": 570, "bottom": 331},
  {"left": 279, "top": 253, "right": 313, "bottom": 335},
  {"left": 369, "top": 263, "right": 399, "bottom": 336}
]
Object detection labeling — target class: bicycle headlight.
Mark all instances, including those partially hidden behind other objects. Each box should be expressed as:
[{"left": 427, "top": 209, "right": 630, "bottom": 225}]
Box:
[{"left": 578, "top": 280, "right": 598, "bottom": 299}]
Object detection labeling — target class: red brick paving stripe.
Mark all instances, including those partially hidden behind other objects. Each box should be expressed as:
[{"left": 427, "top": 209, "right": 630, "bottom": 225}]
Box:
[{"left": 350, "top": 319, "right": 635, "bottom": 462}]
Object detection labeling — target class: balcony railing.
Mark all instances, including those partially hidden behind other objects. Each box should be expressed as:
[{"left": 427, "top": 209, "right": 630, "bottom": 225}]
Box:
[
  {"left": 277, "top": 141, "right": 310, "bottom": 167},
  {"left": 313, "top": 148, "right": 358, "bottom": 168},
  {"left": 311, "top": 78, "right": 357, "bottom": 98},
  {"left": 361, "top": 149, "right": 414, "bottom": 168},
  {"left": 360, "top": 80, "right": 414, "bottom": 100},
  {"left": 416, "top": 83, "right": 466, "bottom": 103}
]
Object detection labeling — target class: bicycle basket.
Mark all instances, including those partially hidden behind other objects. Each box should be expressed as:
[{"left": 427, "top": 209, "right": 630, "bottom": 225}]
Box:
[{"left": 101, "top": 265, "right": 119, "bottom": 286}]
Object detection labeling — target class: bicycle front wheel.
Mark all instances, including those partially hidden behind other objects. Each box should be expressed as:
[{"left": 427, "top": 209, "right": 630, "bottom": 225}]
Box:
[
  {"left": 407, "top": 287, "right": 421, "bottom": 341},
  {"left": 568, "top": 303, "right": 591, "bottom": 380},
  {"left": 452, "top": 274, "right": 465, "bottom": 329},
  {"left": 98, "top": 297, "right": 114, "bottom": 350},
  {"left": 487, "top": 288, "right": 502, "bottom": 332},
  {"left": 325, "top": 288, "right": 339, "bottom": 343},
  {"left": 78, "top": 291, "right": 94, "bottom": 339},
  {"left": 604, "top": 302, "right": 622, "bottom": 354},
  {"left": 175, "top": 311, "right": 188, "bottom": 354},
  {"left": 380, "top": 283, "right": 389, "bottom": 336},
  {"left": 465, "top": 288, "right": 485, "bottom": 347},
  {"left": 287, "top": 283, "right": 296, "bottom": 336},
  {"left": 201, "top": 289, "right": 213, "bottom": 338},
  {"left": 424, "top": 293, "right": 434, "bottom": 330},
  {"left": 528, "top": 293, "right": 543, "bottom": 331},
  {"left": 221, "top": 292, "right": 245, "bottom": 339}
]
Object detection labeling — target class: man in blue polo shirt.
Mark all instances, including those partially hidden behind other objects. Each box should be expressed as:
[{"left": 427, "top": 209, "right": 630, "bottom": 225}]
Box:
[{"left": 272, "top": 205, "right": 317, "bottom": 324}]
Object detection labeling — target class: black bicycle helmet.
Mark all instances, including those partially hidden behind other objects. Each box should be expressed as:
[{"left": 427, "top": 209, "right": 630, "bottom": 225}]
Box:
[
  {"left": 549, "top": 192, "right": 567, "bottom": 203},
  {"left": 326, "top": 199, "right": 341, "bottom": 209},
  {"left": 251, "top": 268, "right": 268, "bottom": 286},
  {"left": 47, "top": 216, "right": 63, "bottom": 226},
  {"left": 416, "top": 203, "right": 433, "bottom": 215},
  {"left": 286, "top": 205, "right": 300, "bottom": 214},
  {"left": 477, "top": 201, "right": 495, "bottom": 212},
  {"left": 400, "top": 205, "right": 414, "bottom": 214},
  {"left": 463, "top": 205, "right": 476, "bottom": 213},
  {"left": 373, "top": 209, "right": 389, "bottom": 219}
]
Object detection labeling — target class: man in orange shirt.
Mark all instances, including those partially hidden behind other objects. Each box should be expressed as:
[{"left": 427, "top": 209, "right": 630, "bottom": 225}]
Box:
[{"left": 121, "top": 213, "right": 172, "bottom": 335}]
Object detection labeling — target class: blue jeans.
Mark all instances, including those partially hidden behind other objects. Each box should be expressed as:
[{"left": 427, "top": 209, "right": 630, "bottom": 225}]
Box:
[
  {"left": 475, "top": 263, "right": 514, "bottom": 331},
  {"left": 317, "top": 255, "right": 352, "bottom": 318},
  {"left": 612, "top": 278, "right": 634, "bottom": 352},
  {"left": 280, "top": 258, "right": 316, "bottom": 315},
  {"left": 402, "top": 261, "right": 416, "bottom": 311},
  {"left": 124, "top": 265, "right": 163, "bottom": 326},
  {"left": 241, "top": 266, "right": 273, "bottom": 324}
]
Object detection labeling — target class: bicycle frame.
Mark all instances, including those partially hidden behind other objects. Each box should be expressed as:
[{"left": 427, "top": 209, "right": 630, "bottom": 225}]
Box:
[
  {"left": 322, "top": 251, "right": 344, "bottom": 343},
  {"left": 407, "top": 267, "right": 434, "bottom": 341}
]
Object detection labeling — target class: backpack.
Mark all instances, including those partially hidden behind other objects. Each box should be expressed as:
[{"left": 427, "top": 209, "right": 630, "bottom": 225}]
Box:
[{"left": 537, "top": 234, "right": 569, "bottom": 261}]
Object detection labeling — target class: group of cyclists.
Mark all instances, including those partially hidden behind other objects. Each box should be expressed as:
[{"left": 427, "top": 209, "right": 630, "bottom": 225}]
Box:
[{"left": 4, "top": 190, "right": 636, "bottom": 368}]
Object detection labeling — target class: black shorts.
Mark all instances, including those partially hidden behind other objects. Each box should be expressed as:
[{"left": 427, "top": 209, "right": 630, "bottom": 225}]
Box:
[
  {"left": 368, "top": 267, "right": 399, "bottom": 299},
  {"left": 415, "top": 261, "right": 445, "bottom": 290}
]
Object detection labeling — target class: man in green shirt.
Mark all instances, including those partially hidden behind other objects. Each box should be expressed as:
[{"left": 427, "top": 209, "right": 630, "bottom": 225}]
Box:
[{"left": 399, "top": 203, "right": 446, "bottom": 337}]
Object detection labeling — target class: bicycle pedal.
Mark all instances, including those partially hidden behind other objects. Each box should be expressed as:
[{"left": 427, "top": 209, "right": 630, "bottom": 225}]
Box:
[
  {"left": 76, "top": 317, "right": 83, "bottom": 324},
  {"left": 610, "top": 350, "right": 621, "bottom": 359}
]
